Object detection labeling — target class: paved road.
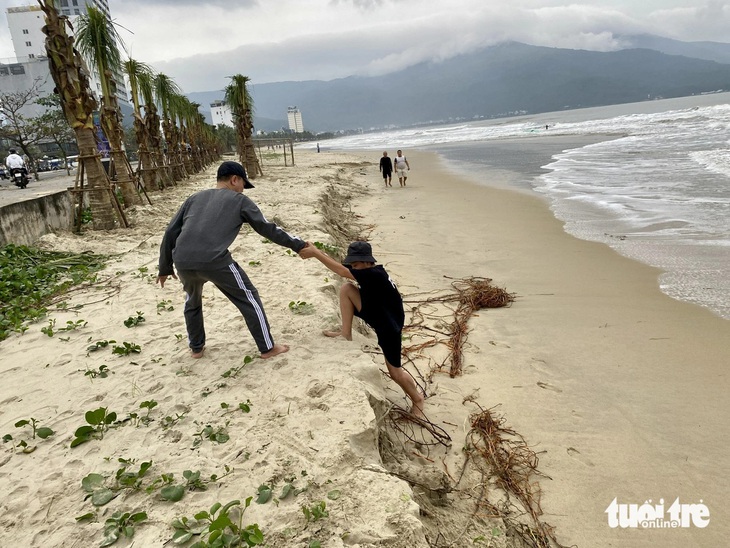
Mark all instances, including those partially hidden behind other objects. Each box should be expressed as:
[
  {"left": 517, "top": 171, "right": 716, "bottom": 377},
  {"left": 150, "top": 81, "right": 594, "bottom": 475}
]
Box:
[{"left": 0, "top": 170, "right": 77, "bottom": 208}]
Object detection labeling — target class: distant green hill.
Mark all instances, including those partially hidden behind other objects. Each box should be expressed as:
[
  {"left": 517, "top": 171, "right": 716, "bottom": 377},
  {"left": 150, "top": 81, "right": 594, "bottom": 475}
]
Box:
[{"left": 188, "top": 39, "right": 730, "bottom": 133}]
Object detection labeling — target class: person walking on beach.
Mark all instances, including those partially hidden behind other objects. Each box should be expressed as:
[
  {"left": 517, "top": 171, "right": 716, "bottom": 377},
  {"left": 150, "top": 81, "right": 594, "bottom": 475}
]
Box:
[
  {"left": 157, "top": 160, "right": 307, "bottom": 360},
  {"left": 299, "top": 241, "right": 425, "bottom": 417},
  {"left": 394, "top": 150, "right": 410, "bottom": 187},
  {"left": 379, "top": 151, "right": 393, "bottom": 187}
]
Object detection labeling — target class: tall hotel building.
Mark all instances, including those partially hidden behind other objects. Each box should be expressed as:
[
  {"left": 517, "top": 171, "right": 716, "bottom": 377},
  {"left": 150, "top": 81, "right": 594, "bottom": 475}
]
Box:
[{"left": 287, "top": 106, "right": 304, "bottom": 133}]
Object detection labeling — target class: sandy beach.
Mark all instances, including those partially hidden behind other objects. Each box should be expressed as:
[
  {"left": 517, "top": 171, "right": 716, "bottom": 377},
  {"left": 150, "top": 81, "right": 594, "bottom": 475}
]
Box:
[{"left": 0, "top": 145, "right": 728, "bottom": 547}]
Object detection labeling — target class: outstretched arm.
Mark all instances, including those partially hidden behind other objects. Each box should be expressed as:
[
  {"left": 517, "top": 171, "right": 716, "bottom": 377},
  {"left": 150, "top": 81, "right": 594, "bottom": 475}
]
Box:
[{"left": 299, "top": 244, "right": 355, "bottom": 280}]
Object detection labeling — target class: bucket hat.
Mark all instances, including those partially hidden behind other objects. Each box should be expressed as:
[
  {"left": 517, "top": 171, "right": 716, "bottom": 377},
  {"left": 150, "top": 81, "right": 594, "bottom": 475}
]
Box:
[{"left": 343, "top": 241, "right": 376, "bottom": 264}]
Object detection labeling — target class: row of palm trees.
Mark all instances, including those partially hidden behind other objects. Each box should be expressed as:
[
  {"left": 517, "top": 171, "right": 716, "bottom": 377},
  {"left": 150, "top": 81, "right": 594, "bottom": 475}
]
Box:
[{"left": 38, "top": 1, "right": 255, "bottom": 230}]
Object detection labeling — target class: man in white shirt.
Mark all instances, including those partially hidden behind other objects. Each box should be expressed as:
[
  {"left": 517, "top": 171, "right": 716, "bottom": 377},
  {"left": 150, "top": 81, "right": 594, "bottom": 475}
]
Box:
[{"left": 5, "top": 149, "right": 25, "bottom": 170}]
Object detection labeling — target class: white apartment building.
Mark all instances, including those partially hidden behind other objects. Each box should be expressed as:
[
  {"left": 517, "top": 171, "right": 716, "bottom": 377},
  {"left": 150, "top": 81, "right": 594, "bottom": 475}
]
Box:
[
  {"left": 3, "top": 1, "right": 129, "bottom": 107},
  {"left": 287, "top": 106, "right": 304, "bottom": 133},
  {"left": 7, "top": 6, "right": 47, "bottom": 61},
  {"left": 211, "top": 100, "right": 234, "bottom": 127}
]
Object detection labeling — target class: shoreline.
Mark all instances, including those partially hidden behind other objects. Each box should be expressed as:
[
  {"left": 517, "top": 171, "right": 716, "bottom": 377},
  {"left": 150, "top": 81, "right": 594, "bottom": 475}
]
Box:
[
  {"left": 423, "top": 135, "right": 730, "bottom": 321},
  {"left": 352, "top": 147, "right": 729, "bottom": 546}
]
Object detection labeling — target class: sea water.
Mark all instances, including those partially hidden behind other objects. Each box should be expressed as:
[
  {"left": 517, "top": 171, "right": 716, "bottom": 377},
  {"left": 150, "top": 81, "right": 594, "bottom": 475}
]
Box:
[{"left": 312, "top": 93, "right": 730, "bottom": 320}]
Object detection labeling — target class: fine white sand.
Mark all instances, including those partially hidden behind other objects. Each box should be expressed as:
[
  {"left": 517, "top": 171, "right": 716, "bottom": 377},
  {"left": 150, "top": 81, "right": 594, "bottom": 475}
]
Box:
[
  {"left": 356, "top": 146, "right": 730, "bottom": 547},
  {"left": 0, "top": 147, "right": 728, "bottom": 547}
]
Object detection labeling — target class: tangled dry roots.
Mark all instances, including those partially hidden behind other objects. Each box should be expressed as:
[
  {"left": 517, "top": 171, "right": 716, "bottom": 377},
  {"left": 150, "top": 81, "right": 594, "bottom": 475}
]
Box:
[
  {"left": 465, "top": 399, "right": 568, "bottom": 548},
  {"left": 403, "top": 276, "right": 515, "bottom": 378}
]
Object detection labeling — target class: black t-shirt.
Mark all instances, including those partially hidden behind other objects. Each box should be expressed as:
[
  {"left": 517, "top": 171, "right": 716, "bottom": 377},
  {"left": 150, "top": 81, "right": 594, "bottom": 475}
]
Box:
[
  {"left": 379, "top": 156, "right": 393, "bottom": 173},
  {"left": 349, "top": 265, "right": 404, "bottom": 334}
]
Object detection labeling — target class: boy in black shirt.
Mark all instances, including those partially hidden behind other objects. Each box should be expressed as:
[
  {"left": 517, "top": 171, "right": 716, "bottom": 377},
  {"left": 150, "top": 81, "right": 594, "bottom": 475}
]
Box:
[{"left": 300, "top": 241, "right": 424, "bottom": 417}]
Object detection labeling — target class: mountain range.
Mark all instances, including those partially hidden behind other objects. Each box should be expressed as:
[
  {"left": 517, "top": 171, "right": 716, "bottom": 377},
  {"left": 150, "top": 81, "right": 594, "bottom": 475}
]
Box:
[{"left": 187, "top": 35, "right": 730, "bottom": 133}]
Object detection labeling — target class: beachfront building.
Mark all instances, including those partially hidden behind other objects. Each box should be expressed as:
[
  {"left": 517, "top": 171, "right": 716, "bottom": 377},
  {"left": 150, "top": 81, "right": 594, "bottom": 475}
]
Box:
[
  {"left": 211, "top": 100, "right": 234, "bottom": 127},
  {"left": 2, "top": 2, "right": 130, "bottom": 107},
  {"left": 0, "top": 54, "right": 56, "bottom": 119},
  {"left": 287, "top": 106, "right": 304, "bottom": 133},
  {"left": 7, "top": 6, "right": 47, "bottom": 61}
]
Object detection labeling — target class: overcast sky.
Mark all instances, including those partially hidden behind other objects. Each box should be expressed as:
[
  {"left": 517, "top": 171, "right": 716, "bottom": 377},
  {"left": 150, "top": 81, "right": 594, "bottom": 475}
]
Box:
[{"left": 1, "top": 0, "right": 729, "bottom": 93}]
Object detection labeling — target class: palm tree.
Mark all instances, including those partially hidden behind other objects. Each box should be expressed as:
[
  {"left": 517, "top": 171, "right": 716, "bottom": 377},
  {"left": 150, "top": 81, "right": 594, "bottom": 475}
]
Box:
[
  {"left": 138, "top": 70, "right": 171, "bottom": 189},
  {"left": 154, "top": 73, "right": 183, "bottom": 182},
  {"left": 169, "top": 93, "right": 190, "bottom": 179},
  {"left": 225, "top": 74, "right": 261, "bottom": 179},
  {"left": 186, "top": 103, "right": 205, "bottom": 173},
  {"left": 39, "top": 0, "right": 121, "bottom": 230},
  {"left": 123, "top": 58, "right": 159, "bottom": 191},
  {"left": 76, "top": 5, "right": 142, "bottom": 207}
]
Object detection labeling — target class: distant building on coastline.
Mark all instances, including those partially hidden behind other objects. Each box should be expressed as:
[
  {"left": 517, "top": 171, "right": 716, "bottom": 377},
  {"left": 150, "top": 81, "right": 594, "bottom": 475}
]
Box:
[
  {"left": 287, "top": 106, "right": 304, "bottom": 133},
  {"left": 2, "top": 2, "right": 130, "bottom": 109},
  {"left": 211, "top": 100, "right": 234, "bottom": 127}
]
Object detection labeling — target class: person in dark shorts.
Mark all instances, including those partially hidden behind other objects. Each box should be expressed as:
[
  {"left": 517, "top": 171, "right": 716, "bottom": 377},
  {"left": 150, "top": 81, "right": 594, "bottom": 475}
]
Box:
[
  {"left": 300, "top": 241, "right": 424, "bottom": 417},
  {"left": 157, "top": 160, "right": 307, "bottom": 360},
  {"left": 379, "top": 151, "right": 393, "bottom": 187}
]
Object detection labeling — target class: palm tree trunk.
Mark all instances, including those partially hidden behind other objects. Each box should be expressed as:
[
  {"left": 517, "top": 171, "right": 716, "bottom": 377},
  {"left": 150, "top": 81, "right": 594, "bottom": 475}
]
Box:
[
  {"left": 101, "top": 99, "right": 142, "bottom": 207},
  {"left": 39, "top": 0, "right": 121, "bottom": 230},
  {"left": 133, "top": 116, "right": 157, "bottom": 190},
  {"left": 243, "top": 110, "right": 261, "bottom": 178},
  {"left": 76, "top": 127, "right": 119, "bottom": 230}
]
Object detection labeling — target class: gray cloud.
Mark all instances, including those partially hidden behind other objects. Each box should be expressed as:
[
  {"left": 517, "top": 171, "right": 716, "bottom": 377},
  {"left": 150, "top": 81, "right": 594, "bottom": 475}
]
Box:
[
  {"left": 148, "top": 1, "right": 720, "bottom": 93},
  {"left": 329, "top": 0, "right": 383, "bottom": 8},
  {"left": 118, "top": 0, "right": 256, "bottom": 5}
]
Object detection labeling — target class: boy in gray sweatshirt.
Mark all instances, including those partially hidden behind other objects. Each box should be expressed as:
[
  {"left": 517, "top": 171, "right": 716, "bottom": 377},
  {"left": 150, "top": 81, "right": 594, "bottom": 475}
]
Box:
[{"left": 157, "top": 161, "right": 307, "bottom": 359}]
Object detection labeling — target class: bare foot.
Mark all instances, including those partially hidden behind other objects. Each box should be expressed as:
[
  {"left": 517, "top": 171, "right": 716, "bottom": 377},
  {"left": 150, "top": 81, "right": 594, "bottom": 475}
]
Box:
[
  {"left": 261, "top": 343, "right": 289, "bottom": 359},
  {"left": 410, "top": 398, "right": 426, "bottom": 419},
  {"left": 191, "top": 347, "right": 205, "bottom": 359},
  {"left": 322, "top": 329, "right": 353, "bottom": 340}
]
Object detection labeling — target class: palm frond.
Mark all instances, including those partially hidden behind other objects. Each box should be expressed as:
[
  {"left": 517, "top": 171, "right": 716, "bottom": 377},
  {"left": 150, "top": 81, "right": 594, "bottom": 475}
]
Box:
[{"left": 75, "top": 5, "right": 124, "bottom": 100}]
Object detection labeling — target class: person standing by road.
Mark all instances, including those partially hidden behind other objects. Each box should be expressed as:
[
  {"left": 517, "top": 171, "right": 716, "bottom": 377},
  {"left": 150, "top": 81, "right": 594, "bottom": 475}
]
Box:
[{"left": 394, "top": 150, "right": 410, "bottom": 187}]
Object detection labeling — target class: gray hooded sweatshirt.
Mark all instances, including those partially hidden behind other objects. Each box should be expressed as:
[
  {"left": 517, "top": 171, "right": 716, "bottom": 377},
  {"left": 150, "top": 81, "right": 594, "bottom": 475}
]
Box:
[{"left": 158, "top": 188, "right": 305, "bottom": 275}]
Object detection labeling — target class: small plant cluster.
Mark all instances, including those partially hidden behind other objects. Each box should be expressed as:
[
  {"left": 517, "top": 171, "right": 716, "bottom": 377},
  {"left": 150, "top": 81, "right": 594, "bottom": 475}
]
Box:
[
  {"left": 41, "top": 318, "right": 87, "bottom": 337},
  {"left": 288, "top": 300, "right": 314, "bottom": 315},
  {"left": 221, "top": 355, "right": 254, "bottom": 379},
  {"left": 220, "top": 401, "right": 252, "bottom": 414},
  {"left": 123, "top": 311, "right": 145, "bottom": 328},
  {"left": 313, "top": 241, "right": 338, "bottom": 256},
  {"left": 83, "top": 364, "right": 112, "bottom": 379},
  {"left": 100, "top": 510, "right": 148, "bottom": 547},
  {"left": 126, "top": 400, "right": 158, "bottom": 427},
  {"left": 192, "top": 422, "right": 230, "bottom": 448},
  {"left": 170, "top": 499, "right": 263, "bottom": 546},
  {"left": 80, "top": 458, "right": 233, "bottom": 507},
  {"left": 71, "top": 400, "right": 165, "bottom": 448},
  {"left": 71, "top": 407, "right": 118, "bottom": 448},
  {"left": 146, "top": 467, "right": 234, "bottom": 502},
  {"left": 131, "top": 266, "right": 153, "bottom": 281},
  {"left": 252, "top": 471, "right": 338, "bottom": 547},
  {"left": 0, "top": 244, "right": 105, "bottom": 341},
  {"left": 3, "top": 417, "right": 54, "bottom": 453},
  {"left": 78, "top": 458, "right": 234, "bottom": 546},
  {"left": 87, "top": 339, "right": 142, "bottom": 356},
  {"left": 157, "top": 299, "right": 174, "bottom": 313}
]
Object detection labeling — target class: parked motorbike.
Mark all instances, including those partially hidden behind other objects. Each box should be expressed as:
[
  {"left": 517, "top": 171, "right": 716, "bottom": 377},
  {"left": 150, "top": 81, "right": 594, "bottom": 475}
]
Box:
[{"left": 10, "top": 167, "right": 29, "bottom": 189}]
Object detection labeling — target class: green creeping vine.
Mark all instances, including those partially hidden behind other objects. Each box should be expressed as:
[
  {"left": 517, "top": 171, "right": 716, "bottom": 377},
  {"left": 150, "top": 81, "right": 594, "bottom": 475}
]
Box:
[
  {"left": 0, "top": 244, "right": 105, "bottom": 341},
  {"left": 71, "top": 407, "right": 118, "bottom": 447},
  {"left": 3, "top": 417, "right": 54, "bottom": 454},
  {"left": 123, "top": 311, "right": 145, "bottom": 328},
  {"left": 100, "top": 510, "right": 148, "bottom": 547},
  {"left": 170, "top": 499, "right": 264, "bottom": 546}
]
